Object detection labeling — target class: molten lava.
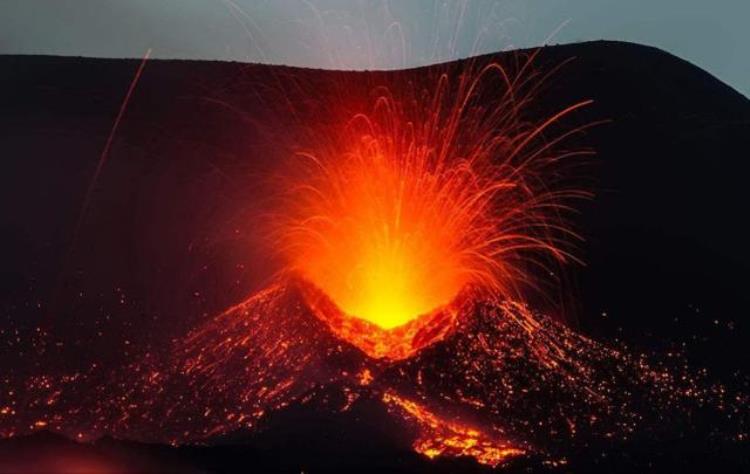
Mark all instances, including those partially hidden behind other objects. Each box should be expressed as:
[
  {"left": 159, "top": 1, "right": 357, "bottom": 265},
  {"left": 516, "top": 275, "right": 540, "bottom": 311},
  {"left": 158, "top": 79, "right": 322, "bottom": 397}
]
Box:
[
  {"left": 281, "top": 141, "right": 494, "bottom": 357},
  {"left": 382, "top": 390, "right": 525, "bottom": 466},
  {"left": 278, "top": 59, "right": 590, "bottom": 358},
  {"left": 291, "top": 148, "right": 469, "bottom": 331}
]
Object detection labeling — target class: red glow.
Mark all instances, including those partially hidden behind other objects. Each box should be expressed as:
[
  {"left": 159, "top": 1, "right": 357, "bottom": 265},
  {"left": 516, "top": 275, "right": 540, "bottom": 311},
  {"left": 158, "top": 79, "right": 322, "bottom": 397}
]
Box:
[{"left": 277, "top": 58, "right": 591, "bottom": 358}]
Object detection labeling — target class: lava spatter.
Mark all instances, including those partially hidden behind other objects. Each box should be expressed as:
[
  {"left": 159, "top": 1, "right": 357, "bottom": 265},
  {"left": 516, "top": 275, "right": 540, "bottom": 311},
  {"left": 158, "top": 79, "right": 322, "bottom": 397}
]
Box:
[
  {"left": 382, "top": 390, "right": 526, "bottom": 467},
  {"left": 2, "top": 279, "right": 746, "bottom": 468},
  {"left": 271, "top": 54, "right": 594, "bottom": 361}
]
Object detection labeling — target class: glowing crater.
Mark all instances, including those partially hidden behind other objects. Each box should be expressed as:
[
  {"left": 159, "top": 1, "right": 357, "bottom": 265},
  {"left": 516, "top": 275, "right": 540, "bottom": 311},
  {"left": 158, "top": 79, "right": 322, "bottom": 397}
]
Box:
[
  {"left": 298, "top": 278, "right": 459, "bottom": 360},
  {"left": 277, "top": 62, "right": 587, "bottom": 359},
  {"left": 286, "top": 150, "right": 475, "bottom": 335},
  {"left": 282, "top": 146, "right": 485, "bottom": 358}
]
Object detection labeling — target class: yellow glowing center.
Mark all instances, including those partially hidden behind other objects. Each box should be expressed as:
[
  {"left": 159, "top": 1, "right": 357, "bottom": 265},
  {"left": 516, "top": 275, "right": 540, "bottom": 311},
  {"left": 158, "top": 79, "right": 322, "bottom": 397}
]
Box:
[
  {"left": 289, "top": 152, "right": 471, "bottom": 330},
  {"left": 322, "top": 238, "right": 461, "bottom": 329}
]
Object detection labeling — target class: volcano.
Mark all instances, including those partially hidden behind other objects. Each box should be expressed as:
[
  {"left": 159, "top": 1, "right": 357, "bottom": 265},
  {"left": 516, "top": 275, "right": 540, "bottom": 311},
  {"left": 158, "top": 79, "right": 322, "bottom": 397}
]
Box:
[
  {"left": 1, "top": 41, "right": 749, "bottom": 472},
  {"left": 3, "top": 277, "right": 741, "bottom": 471}
]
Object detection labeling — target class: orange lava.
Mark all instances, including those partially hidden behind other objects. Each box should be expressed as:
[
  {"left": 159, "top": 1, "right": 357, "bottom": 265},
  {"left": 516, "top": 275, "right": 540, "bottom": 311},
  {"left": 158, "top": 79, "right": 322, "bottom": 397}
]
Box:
[
  {"left": 277, "top": 58, "right": 590, "bottom": 359},
  {"left": 298, "top": 279, "right": 459, "bottom": 359},
  {"left": 383, "top": 391, "right": 525, "bottom": 467}
]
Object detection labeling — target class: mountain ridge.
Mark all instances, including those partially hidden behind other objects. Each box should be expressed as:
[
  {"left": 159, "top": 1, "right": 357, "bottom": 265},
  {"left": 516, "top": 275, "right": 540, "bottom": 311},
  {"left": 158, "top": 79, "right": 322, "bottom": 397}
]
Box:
[{"left": 2, "top": 39, "right": 748, "bottom": 103}]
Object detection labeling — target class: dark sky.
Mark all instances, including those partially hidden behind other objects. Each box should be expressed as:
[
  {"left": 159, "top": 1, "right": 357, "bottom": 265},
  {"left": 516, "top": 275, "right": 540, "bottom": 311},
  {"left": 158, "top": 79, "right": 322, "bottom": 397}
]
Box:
[{"left": 1, "top": 0, "right": 747, "bottom": 96}]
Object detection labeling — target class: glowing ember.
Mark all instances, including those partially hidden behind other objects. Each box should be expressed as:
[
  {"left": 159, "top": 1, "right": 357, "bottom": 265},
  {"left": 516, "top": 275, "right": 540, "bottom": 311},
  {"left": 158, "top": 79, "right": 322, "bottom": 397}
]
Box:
[
  {"left": 278, "top": 58, "right": 591, "bottom": 358},
  {"left": 0, "top": 279, "right": 746, "bottom": 468},
  {"left": 382, "top": 390, "right": 525, "bottom": 467}
]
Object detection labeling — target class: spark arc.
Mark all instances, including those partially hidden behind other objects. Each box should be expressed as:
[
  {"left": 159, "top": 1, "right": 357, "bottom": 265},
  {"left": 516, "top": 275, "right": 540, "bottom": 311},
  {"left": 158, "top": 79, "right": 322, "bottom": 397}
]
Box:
[{"left": 277, "top": 59, "right": 591, "bottom": 359}]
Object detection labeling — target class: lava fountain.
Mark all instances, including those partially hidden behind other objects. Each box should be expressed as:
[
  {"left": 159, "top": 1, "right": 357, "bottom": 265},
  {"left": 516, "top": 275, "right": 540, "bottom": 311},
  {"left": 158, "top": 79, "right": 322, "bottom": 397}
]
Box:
[{"left": 275, "top": 57, "right": 593, "bottom": 359}]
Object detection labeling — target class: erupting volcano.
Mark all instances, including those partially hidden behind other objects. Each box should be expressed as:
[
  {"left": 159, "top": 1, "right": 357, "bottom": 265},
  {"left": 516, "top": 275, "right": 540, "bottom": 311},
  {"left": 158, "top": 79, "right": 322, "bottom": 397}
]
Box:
[
  {"left": 274, "top": 57, "right": 590, "bottom": 359},
  {"left": 1, "top": 42, "right": 748, "bottom": 473}
]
